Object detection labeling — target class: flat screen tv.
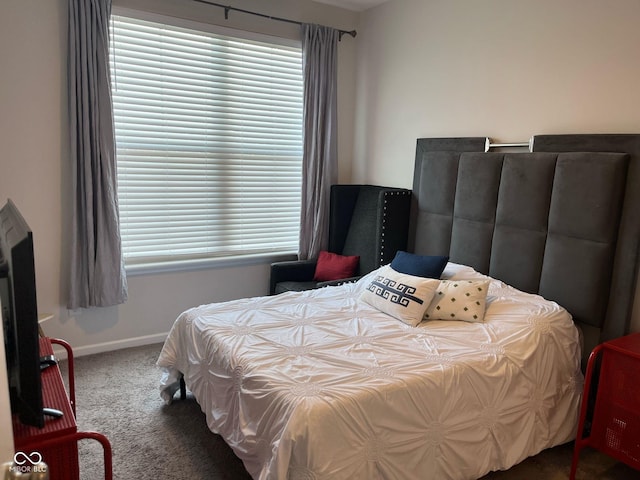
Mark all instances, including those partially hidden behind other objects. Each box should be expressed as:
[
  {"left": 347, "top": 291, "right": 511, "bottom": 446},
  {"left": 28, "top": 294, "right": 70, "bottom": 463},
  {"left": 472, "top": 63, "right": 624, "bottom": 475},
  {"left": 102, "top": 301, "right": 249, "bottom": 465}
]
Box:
[{"left": 0, "top": 199, "right": 45, "bottom": 428}]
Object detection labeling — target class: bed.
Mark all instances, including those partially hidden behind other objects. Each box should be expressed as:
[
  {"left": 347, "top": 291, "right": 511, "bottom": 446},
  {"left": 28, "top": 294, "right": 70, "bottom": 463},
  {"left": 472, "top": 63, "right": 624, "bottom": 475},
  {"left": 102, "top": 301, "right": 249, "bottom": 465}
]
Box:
[{"left": 158, "top": 134, "right": 640, "bottom": 479}]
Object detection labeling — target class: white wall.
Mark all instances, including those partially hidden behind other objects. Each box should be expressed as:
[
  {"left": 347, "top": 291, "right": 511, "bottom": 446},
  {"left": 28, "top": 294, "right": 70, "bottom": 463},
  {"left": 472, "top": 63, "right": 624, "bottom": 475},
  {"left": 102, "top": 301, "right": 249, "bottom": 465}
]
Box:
[
  {"left": 353, "top": 0, "right": 640, "bottom": 332},
  {"left": 0, "top": 0, "right": 358, "bottom": 356},
  {"left": 0, "top": 300, "right": 15, "bottom": 463},
  {"left": 0, "top": 0, "right": 66, "bottom": 343}
]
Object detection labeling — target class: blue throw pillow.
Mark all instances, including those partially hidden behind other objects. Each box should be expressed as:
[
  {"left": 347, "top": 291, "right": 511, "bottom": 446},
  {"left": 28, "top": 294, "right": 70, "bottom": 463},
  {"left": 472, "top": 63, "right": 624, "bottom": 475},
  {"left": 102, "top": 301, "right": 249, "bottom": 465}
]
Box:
[{"left": 390, "top": 251, "right": 449, "bottom": 278}]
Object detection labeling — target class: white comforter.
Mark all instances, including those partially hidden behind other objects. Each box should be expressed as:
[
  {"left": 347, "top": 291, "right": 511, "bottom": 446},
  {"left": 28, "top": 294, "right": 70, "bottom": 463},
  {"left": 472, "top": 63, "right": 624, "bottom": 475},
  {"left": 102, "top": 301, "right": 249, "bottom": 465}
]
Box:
[{"left": 158, "top": 264, "right": 583, "bottom": 480}]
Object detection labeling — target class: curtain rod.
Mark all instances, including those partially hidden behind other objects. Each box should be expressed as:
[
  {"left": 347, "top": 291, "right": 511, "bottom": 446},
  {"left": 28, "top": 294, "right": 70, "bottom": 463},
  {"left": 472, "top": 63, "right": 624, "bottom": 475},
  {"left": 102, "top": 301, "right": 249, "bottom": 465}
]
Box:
[{"left": 191, "top": 0, "right": 357, "bottom": 40}]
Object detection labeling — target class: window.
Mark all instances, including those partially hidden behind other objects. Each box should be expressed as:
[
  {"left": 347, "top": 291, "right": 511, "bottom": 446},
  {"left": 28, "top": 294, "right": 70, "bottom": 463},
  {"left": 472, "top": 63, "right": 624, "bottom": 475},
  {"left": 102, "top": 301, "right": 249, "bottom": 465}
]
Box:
[{"left": 109, "top": 13, "right": 303, "bottom": 271}]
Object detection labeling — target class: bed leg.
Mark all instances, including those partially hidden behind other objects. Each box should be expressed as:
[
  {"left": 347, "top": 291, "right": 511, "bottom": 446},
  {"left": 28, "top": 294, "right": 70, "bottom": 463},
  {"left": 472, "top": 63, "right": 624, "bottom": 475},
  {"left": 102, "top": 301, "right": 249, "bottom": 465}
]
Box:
[{"left": 179, "top": 374, "right": 186, "bottom": 400}]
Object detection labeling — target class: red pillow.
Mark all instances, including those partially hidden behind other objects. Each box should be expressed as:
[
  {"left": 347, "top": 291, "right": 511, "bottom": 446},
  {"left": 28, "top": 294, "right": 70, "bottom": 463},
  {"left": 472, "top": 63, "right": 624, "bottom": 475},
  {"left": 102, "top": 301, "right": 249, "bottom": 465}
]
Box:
[{"left": 313, "top": 251, "right": 360, "bottom": 282}]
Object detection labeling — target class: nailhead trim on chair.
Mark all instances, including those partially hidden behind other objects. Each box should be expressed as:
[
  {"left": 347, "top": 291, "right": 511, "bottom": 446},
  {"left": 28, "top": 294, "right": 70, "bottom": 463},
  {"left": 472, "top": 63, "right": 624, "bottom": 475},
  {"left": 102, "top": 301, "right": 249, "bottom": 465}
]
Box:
[
  {"left": 380, "top": 190, "right": 412, "bottom": 264},
  {"left": 381, "top": 194, "right": 388, "bottom": 263}
]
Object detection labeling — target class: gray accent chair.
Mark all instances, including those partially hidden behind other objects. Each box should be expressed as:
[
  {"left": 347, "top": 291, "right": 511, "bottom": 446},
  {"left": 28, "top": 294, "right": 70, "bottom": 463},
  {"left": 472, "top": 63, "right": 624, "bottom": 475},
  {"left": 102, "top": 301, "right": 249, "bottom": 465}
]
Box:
[{"left": 270, "top": 184, "right": 412, "bottom": 295}]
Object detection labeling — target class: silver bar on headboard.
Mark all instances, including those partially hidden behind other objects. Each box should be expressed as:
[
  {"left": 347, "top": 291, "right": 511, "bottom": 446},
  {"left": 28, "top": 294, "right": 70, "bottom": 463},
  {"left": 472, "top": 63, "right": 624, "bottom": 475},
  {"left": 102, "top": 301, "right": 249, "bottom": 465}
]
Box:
[{"left": 484, "top": 137, "right": 533, "bottom": 152}]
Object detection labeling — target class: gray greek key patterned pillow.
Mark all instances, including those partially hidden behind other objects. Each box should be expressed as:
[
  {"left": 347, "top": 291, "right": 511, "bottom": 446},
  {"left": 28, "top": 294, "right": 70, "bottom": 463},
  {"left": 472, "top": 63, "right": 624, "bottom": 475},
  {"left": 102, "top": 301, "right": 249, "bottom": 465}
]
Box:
[{"left": 360, "top": 265, "right": 440, "bottom": 326}]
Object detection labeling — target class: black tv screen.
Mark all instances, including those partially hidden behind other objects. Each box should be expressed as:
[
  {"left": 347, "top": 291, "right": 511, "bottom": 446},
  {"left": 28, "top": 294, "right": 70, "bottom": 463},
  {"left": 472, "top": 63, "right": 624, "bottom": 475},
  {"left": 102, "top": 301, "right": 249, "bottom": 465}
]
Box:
[{"left": 0, "top": 199, "right": 44, "bottom": 428}]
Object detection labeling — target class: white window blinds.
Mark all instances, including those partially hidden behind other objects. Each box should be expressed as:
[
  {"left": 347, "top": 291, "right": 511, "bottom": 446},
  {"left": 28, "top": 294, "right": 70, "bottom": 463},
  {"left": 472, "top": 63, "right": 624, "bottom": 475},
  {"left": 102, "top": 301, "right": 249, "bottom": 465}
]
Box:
[{"left": 109, "top": 14, "right": 303, "bottom": 269}]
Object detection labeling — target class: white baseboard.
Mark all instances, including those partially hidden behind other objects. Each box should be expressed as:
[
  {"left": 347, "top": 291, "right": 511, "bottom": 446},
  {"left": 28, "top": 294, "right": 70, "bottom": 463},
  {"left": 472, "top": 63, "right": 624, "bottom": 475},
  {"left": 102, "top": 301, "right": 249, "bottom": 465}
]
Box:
[{"left": 51, "top": 332, "right": 169, "bottom": 359}]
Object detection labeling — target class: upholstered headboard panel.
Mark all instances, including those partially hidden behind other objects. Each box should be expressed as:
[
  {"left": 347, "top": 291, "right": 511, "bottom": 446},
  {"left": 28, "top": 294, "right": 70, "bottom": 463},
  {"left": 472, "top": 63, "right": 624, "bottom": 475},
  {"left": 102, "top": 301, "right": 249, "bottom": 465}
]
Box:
[
  {"left": 410, "top": 134, "right": 640, "bottom": 359},
  {"left": 532, "top": 134, "right": 640, "bottom": 343}
]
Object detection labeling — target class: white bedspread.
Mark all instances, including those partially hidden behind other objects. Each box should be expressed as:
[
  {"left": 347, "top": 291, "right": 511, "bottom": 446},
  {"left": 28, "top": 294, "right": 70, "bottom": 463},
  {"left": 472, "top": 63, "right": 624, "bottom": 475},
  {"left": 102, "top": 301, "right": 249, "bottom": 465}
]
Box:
[{"left": 158, "top": 264, "right": 583, "bottom": 480}]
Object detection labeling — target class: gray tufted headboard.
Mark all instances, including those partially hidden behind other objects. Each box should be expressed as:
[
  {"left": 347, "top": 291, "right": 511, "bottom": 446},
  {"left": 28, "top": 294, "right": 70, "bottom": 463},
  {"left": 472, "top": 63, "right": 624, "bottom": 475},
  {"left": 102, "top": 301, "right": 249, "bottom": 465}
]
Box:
[{"left": 409, "top": 134, "right": 640, "bottom": 362}]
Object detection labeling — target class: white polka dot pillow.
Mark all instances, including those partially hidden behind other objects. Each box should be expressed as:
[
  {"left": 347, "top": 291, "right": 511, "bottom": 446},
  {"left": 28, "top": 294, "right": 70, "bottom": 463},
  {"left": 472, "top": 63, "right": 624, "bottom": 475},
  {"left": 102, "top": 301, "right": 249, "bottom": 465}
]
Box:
[
  {"left": 360, "top": 265, "right": 440, "bottom": 327},
  {"left": 424, "top": 280, "right": 490, "bottom": 323}
]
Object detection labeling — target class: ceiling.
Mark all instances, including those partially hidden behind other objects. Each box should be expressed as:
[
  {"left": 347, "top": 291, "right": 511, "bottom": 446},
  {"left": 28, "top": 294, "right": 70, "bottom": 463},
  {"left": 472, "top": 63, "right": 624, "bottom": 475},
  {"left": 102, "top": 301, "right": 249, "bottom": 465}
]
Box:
[{"left": 312, "top": 0, "right": 390, "bottom": 12}]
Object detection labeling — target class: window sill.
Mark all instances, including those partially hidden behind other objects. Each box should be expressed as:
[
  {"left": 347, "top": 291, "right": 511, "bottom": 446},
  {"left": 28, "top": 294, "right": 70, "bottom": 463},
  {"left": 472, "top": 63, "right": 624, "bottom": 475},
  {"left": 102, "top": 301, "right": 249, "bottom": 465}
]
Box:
[{"left": 125, "top": 252, "right": 297, "bottom": 277}]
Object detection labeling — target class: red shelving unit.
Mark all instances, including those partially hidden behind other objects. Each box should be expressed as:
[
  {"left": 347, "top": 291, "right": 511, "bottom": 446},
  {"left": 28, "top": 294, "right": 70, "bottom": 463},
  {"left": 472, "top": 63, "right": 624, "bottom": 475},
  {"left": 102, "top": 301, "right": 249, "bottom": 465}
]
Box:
[
  {"left": 12, "top": 337, "right": 112, "bottom": 480},
  {"left": 570, "top": 332, "right": 640, "bottom": 479}
]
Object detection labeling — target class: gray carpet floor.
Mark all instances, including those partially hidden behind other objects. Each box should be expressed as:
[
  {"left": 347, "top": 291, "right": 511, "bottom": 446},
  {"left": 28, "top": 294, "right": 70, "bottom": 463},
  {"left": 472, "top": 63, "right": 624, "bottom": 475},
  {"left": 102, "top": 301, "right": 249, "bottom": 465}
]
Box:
[{"left": 59, "top": 343, "right": 639, "bottom": 479}]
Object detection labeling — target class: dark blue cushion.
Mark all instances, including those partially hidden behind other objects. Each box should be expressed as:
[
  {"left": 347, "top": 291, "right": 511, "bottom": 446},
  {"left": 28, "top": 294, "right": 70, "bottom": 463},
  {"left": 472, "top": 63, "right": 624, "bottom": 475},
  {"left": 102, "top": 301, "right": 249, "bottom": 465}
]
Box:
[{"left": 390, "top": 251, "right": 449, "bottom": 278}]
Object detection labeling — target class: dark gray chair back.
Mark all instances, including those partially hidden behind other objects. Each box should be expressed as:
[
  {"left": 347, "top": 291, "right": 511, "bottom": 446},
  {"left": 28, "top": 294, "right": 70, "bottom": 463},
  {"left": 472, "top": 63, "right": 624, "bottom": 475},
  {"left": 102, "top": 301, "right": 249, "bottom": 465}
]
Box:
[{"left": 330, "top": 185, "right": 411, "bottom": 275}]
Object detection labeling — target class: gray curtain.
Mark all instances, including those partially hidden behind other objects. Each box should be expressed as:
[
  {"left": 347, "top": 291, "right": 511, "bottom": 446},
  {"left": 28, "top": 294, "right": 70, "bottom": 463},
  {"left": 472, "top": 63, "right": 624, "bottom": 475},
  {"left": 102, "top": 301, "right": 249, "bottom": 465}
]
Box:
[
  {"left": 68, "top": 0, "right": 127, "bottom": 309},
  {"left": 298, "top": 24, "right": 339, "bottom": 260}
]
